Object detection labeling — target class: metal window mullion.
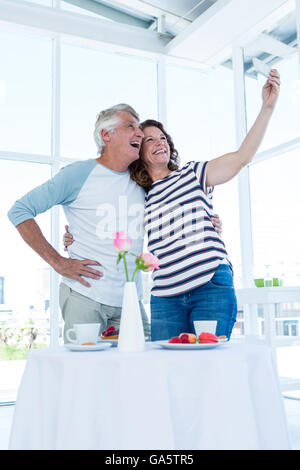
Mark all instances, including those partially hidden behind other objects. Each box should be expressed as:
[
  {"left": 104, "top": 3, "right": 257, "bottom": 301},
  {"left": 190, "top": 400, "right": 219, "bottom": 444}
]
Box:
[
  {"left": 49, "top": 35, "right": 61, "bottom": 348},
  {"left": 251, "top": 135, "right": 300, "bottom": 165},
  {"left": 157, "top": 57, "right": 167, "bottom": 125},
  {"left": 232, "top": 46, "right": 259, "bottom": 337},
  {"left": 0, "top": 150, "right": 52, "bottom": 164},
  {"left": 232, "top": 46, "right": 254, "bottom": 287}
]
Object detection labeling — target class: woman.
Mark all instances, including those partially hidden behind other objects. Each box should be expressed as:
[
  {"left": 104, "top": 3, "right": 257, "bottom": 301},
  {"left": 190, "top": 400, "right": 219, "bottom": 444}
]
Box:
[
  {"left": 65, "top": 69, "right": 280, "bottom": 341},
  {"left": 129, "top": 120, "right": 237, "bottom": 341}
]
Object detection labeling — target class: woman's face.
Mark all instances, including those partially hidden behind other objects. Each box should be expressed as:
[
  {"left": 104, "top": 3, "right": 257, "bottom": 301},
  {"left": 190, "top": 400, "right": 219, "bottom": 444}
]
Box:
[{"left": 140, "top": 126, "right": 170, "bottom": 168}]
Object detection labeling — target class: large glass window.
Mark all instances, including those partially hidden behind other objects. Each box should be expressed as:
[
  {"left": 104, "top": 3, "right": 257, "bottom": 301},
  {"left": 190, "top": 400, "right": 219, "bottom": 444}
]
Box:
[
  {"left": 165, "top": 64, "right": 211, "bottom": 162},
  {"left": 250, "top": 149, "right": 300, "bottom": 286},
  {"left": 60, "top": 44, "right": 158, "bottom": 159},
  {"left": 0, "top": 30, "right": 52, "bottom": 156},
  {"left": 244, "top": 4, "right": 299, "bottom": 153},
  {"left": 245, "top": 53, "right": 300, "bottom": 152},
  {"left": 0, "top": 161, "right": 51, "bottom": 402}
]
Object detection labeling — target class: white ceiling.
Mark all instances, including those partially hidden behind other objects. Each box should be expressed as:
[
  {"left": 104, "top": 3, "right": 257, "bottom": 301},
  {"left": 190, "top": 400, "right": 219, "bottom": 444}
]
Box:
[
  {"left": 166, "top": 0, "right": 295, "bottom": 65},
  {"left": 63, "top": 0, "right": 298, "bottom": 68},
  {"left": 64, "top": 0, "right": 220, "bottom": 35},
  {"left": 0, "top": 0, "right": 298, "bottom": 70}
]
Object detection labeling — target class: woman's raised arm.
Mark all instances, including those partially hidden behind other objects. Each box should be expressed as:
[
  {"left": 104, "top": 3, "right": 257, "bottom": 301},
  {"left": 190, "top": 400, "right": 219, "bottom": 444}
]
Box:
[{"left": 206, "top": 69, "right": 281, "bottom": 188}]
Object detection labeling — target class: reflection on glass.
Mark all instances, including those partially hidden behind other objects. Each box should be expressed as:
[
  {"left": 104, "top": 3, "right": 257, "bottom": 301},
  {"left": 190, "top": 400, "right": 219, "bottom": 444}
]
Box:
[
  {"left": 61, "top": 44, "right": 158, "bottom": 159},
  {"left": 0, "top": 161, "right": 51, "bottom": 402},
  {"left": 0, "top": 30, "right": 52, "bottom": 155}
]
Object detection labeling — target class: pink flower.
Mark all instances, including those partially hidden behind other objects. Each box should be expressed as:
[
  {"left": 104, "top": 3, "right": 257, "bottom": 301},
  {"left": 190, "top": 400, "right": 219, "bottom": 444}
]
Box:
[
  {"left": 136, "top": 253, "right": 160, "bottom": 272},
  {"left": 113, "top": 232, "right": 132, "bottom": 252}
]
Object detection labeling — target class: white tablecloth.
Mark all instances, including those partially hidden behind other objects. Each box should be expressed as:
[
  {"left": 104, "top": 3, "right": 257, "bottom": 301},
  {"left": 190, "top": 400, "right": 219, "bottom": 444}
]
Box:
[{"left": 9, "top": 341, "right": 291, "bottom": 450}]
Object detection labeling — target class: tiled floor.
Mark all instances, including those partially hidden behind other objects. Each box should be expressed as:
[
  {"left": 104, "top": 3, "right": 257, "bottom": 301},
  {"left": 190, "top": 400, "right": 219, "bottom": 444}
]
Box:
[{"left": 0, "top": 398, "right": 299, "bottom": 450}]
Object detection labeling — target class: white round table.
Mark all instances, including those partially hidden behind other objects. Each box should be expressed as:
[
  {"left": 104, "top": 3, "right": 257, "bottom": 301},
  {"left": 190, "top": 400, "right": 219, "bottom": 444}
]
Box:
[{"left": 9, "top": 341, "right": 291, "bottom": 450}]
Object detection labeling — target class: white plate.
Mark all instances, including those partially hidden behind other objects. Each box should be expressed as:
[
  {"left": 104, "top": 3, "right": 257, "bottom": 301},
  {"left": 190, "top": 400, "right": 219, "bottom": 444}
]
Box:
[
  {"left": 98, "top": 338, "right": 118, "bottom": 347},
  {"left": 98, "top": 337, "right": 151, "bottom": 347},
  {"left": 155, "top": 340, "right": 221, "bottom": 350},
  {"left": 64, "top": 342, "right": 112, "bottom": 352}
]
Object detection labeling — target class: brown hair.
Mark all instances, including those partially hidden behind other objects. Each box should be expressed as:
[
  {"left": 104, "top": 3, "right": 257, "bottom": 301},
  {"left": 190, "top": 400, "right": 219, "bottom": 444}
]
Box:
[{"left": 129, "top": 119, "right": 180, "bottom": 191}]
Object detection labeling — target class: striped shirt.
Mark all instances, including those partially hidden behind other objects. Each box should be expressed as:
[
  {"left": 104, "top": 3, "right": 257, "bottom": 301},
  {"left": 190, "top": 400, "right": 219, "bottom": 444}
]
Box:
[{"left": 144, "top": 161, "right": 231, "bottom": 297}]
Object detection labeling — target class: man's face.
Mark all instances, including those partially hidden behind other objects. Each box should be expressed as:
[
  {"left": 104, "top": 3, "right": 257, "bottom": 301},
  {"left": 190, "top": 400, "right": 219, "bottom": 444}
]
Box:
[{"left": 108, "top": 111, "right": 144, "bottom": 163}]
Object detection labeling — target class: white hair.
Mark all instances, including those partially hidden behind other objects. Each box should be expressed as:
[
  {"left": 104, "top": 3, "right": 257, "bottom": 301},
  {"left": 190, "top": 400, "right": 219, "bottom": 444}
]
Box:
[{"left": 93, "top": 103, "right": 140, "bottom": 155}]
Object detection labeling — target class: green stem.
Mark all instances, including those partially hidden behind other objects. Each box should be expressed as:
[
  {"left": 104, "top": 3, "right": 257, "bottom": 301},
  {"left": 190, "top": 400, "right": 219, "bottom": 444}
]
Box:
[
  {"left": 131, "top": 266, "right": 139, "bottom": 282},
  {"left": 123, "top": 255, "right": 129, "bottom": 282}
]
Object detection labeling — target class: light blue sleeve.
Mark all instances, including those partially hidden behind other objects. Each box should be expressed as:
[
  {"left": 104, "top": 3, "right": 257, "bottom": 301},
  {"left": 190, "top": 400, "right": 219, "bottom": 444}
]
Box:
[{"left": 8, "top": 159, "right": 97, "bottom": 227}]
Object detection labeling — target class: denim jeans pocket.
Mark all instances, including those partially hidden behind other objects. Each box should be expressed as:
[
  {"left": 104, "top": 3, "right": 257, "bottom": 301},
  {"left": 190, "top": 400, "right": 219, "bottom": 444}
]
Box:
[{"left": 209, "top": 266, "right": 234, "bottom": 289}]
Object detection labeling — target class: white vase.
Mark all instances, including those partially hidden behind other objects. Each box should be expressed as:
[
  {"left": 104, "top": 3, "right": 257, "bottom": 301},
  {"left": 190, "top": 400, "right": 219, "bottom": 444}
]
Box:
[{"left": 118, "top": 281, "right": 145, "bottom": 352}]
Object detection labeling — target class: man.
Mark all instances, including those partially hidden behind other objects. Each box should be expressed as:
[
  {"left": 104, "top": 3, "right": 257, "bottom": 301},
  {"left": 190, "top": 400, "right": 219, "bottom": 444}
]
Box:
[
  {"left": 8, "top": 103, "right": 222, "bottom": 343},
  {"left": 8, "top": 104, "right": 149, "bottom": 342}
]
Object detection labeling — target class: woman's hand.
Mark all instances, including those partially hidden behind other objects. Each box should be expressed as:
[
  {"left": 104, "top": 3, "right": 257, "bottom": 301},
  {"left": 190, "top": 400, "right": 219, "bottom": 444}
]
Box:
[
  {"left": 262, "top": 69, "right": 281, "bottom": 109},
  {"left": 63, "top": 225, "right": 74, "bottom": 251},
  {"left": 211, "top": 214, "right": 222, "bottom": 236}
]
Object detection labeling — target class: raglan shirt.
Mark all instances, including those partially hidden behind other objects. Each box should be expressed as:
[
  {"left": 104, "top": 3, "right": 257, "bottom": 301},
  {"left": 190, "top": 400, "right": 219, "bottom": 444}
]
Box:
[
  {"left": 144, "top": 161, "right": 232, "bottom": 297},
  {"left": 8, "top": 159, "right": 145, "bottom": 307}
]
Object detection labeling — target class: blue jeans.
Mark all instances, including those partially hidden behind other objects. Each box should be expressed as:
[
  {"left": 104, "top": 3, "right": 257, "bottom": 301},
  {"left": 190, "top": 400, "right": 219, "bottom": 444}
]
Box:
[{"left": 150, "top": 264, "right": 237, "bottom": 341}]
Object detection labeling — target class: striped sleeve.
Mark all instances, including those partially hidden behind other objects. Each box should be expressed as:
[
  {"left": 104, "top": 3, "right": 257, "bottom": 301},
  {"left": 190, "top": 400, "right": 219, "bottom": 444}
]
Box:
[{"left": 192, "top": 161, "right": 214, "bottom": 196}]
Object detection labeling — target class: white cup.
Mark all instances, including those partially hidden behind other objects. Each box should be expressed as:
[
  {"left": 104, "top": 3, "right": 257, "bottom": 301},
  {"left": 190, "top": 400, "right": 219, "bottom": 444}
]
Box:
[
  {"left": 193, "top": 320, "right": 217, "bottom": 337},
  {"left": 66, "top": 323, "right": 100, "bottom": 345}
]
